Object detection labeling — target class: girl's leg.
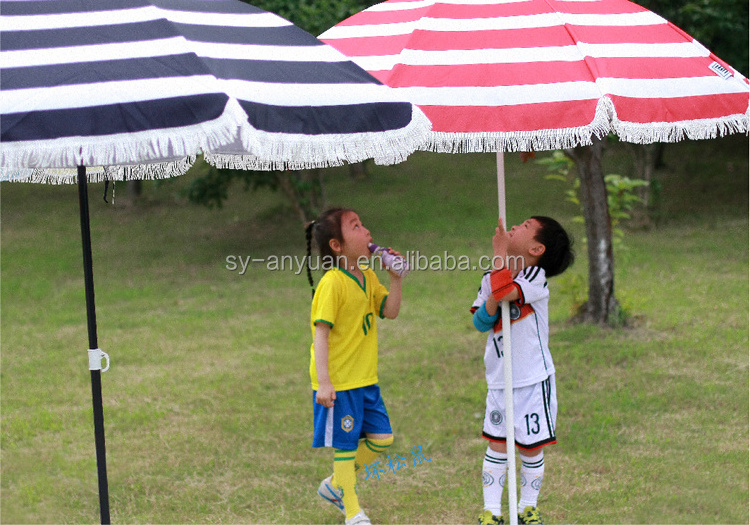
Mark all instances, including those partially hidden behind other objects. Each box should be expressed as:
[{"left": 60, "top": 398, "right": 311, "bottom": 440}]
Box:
[
  {"left": 356, "top": 386, "right": 394, "bottom": 474},
  {"left": 333, "top": 449, "right": 361, "bottom": 520},
  {"left": 354, "top": 433, "right": 393, "bottom": 475},
  {"left": 331, "top": 434, "right": 392, "bottom": 521}
]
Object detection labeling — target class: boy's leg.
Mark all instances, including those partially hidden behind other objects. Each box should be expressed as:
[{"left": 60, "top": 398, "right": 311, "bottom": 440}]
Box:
[
  {"left": 517, "top": 449, "right": 544, "bottom": 514},
  {"left": 483, "top": 377, "right": 557, "bottom": 519},
  {"left": 511, "top": 375, "right": 556, "bottom": 521},
  {"left": 482, "top": 390, "right": 509, "bottom": 519},
  {"left": 482, "top": 441, "right": 508, "bottom": 517}
]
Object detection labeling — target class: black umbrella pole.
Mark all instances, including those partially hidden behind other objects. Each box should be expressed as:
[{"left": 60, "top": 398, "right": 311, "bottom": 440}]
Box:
[{"left": 77, "top": 167, "right": 111, "bottom": 524}]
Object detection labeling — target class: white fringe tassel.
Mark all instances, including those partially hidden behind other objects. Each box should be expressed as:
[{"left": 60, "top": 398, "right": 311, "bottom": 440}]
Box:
[
  {"left": 612, "top": 112, "right": 749, "bottom": 144},
  {"left": 3, "top": 94, "right": 746, "bottom": 181},
  {"left": 206, "top": 105, "right": 432, "bottom": 171},
  {"left": 420, "top": 98, "right": 614, "bottom": 153},
  {"left": 416, "top": 96, "right": 748, "bottom": 153},
  {"left": 0, "top": 158, "right": 198, "bottom": 185},
  {"left": 0, "top": 98, "right": 247, "bottom": 174}
]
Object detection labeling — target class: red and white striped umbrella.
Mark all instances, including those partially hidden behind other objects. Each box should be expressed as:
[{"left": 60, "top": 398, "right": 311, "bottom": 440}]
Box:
[
  {"left": 322, "top": 3, "right": 747, "bottom": 521},
  {"left": 321, "top": 0, "right": 749, "bottom": 153}
]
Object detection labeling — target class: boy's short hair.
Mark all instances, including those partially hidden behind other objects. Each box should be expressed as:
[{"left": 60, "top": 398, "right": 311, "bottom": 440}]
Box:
[{"left": 531, "top": 216, "right": 574, "bottom": 278}]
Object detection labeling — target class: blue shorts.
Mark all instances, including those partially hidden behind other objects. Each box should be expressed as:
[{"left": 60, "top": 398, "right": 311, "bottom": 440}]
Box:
[{"left": 312, "top": 384, "right": 392, "bottom": 451}]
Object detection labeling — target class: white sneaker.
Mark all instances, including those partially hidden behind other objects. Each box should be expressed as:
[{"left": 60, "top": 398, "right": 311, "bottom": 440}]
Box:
[
  {"left": 345, "top": 510, "right": 371, "bottom": 525},
  {"left": 317, "top": 475, "right": 345, "bottom": 515}
]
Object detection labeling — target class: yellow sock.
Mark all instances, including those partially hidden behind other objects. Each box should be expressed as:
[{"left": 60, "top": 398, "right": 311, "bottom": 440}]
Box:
[
  {"left": 355, "top": 436, "right": 394, "bottom": 475},
  {"left": 333, "top": 449, "right": 360, "bottom": 519}
]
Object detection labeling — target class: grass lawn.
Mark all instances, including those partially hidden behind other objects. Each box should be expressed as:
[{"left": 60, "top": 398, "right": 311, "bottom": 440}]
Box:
[{"left": 1, "top": 135, "right": 748, "bottom": 524}]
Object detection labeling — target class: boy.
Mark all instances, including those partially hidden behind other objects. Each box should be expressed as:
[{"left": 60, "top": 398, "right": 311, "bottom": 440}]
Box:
[{"left": 471, "top": 217, "right": 573, "bottom": 525}]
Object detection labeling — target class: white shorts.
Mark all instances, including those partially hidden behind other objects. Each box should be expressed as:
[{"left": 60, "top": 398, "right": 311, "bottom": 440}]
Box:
[{"left": 482, "top": 375, "right": 557, "bottom": 451}]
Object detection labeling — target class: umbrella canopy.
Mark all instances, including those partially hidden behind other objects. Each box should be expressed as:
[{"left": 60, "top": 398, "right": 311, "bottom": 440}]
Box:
[
  {"left": 1, "top": 0, "right": 431, "bottom": 181},
  {"left": 320, "top": 0, "right": 749, "bottom": 153},
  {"left": 1, "top": 1, "right": 431, "bottom": 522},
  {"left": 321, "top": 3, "right": 748, "bottom": 522}
]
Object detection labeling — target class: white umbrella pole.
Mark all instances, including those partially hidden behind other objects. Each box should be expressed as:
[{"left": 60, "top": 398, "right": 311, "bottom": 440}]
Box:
[{"left": 496, "top": 151, "right": 518, "bottom": 525}]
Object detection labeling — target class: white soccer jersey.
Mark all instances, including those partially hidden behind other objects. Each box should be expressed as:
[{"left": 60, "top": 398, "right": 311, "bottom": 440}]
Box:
[{"left": 471, "top": 266, "right": 554, "bottom": 389}]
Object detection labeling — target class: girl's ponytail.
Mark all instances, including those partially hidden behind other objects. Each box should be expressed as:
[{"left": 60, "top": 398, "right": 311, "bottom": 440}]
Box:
[
  {"left": 305, "top": 207, "right": 352, "bottom": 299},
  {"left": 305, "top": 220, "right": 316, "bottom": 298}
]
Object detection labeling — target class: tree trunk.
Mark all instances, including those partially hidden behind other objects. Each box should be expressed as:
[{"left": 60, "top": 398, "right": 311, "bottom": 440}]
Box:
[
  {"left": 348, "top": 161, "right": 369, "bottom": 180},
  {"left": 627, "top": 143, "right": 658, "bottom": 227},
  {"left": 317, "top": 168, "right": 328, "bottom": 210},
  {"left": 127, "top": 180, "right": 142, "bottom": 198},
  {"left": 565, "top": 137, "right": 620, "bottom": 325},
  {"left": 277, "top": 172, "right": 308, "bottom": 224},
  {"left": 276, "top": 170, "right": 328, "bottom": 224}
]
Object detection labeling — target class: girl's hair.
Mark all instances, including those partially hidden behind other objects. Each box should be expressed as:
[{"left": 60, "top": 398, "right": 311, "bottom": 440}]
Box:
[
  {"left": 305, "top": 207, "right": 354, "bottom": 298},
  {"left": 531, "top": 215, "right": 574, "bottom": 278}
]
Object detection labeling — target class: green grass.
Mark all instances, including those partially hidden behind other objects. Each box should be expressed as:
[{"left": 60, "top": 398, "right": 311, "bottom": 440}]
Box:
[{"left": 1, "top": 135, "right": 748, "bottom": 523}]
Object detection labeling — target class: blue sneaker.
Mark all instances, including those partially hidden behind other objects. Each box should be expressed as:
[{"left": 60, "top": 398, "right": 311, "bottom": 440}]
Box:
[{"left": 317, "top": 475, "right": 345, "bottom": 515}]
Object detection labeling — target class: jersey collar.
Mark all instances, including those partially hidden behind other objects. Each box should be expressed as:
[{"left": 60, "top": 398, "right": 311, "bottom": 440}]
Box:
[{"left": 337, "top": 266, "right": 367, "bottom": 295}]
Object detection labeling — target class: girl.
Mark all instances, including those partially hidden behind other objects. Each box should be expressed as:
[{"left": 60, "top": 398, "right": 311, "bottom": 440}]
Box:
[{"left": 305, "top": 207, "right": 404, "bottom": 525}]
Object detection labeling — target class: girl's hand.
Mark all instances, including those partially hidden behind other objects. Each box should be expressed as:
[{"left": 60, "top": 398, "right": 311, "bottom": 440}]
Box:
[
  {"left": 316, "top": 382, "right": 336, "bottom": 408},
  {"left": 492, "top": 218, "right": 509, "bottom": 268},
  {"left": 385, "top": 247, "right": 405, "bottom": 278}
]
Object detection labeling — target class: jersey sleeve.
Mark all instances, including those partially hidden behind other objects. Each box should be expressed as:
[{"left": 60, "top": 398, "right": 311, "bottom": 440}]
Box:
[
  {"left": 470, "top": 272, "right": 492, "bottom": 314},
  {"left": 514, "top": 266, "right": 549, "bottom": 305},
  {"left": 311, "top": 271, "right": 342, "bottom": 328}
]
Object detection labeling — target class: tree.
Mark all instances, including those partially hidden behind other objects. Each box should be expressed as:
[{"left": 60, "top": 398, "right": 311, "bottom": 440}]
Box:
[
  {"left": 245, "top": 0, "right": 378, "bottom": 36},
  {"left": 638, "top": 0, "right": 748, "bottom": 77},
  {"left": 564, "top": 139, "right": 620, "bottom": 324},
  {"left": 561, "top": 0, "right": 748, "bottom": 324},
  {"left": 183, "top": 157, "right": 326, "bottom": 223}
]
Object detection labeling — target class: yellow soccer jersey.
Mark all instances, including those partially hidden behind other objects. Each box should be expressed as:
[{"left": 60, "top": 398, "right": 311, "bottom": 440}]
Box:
[{"left": 310, "top": 266, "right": 389, "bottom": 391}]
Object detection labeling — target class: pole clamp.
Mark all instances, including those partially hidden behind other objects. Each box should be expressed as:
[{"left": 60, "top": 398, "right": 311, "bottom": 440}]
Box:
[{"left": 88, "top": 348, "right": 110, "bottom": 372}]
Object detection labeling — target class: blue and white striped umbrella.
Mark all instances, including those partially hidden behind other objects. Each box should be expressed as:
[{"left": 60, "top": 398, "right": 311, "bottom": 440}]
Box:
[
  {"left": 0, "top": 2, "right": 430, "bottom": 522},
  {"left": 0, "top": 0, "right": 431, "bottom": 181}
]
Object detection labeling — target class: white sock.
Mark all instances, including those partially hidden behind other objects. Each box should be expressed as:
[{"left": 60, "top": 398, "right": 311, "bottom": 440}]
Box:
[
  {"left": 518, "top": 451, "right": 544, "bottom": 513},
  {"left": 482, "top": 447, "right": 507, "bottom": 516}
]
